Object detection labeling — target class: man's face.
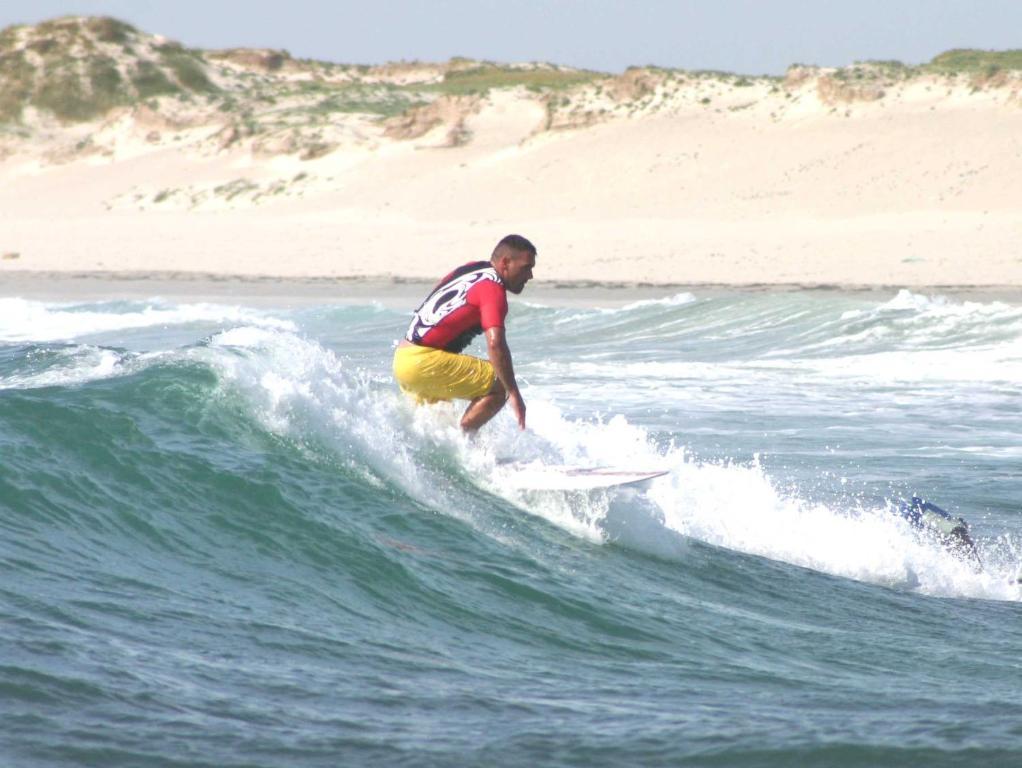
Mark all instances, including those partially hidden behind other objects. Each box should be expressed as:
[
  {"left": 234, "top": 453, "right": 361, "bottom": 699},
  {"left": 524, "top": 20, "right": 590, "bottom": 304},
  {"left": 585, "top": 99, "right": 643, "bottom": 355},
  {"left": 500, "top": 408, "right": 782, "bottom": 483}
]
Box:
[{"left": 503, "top": 250, "right": 535, "bottom": 294}]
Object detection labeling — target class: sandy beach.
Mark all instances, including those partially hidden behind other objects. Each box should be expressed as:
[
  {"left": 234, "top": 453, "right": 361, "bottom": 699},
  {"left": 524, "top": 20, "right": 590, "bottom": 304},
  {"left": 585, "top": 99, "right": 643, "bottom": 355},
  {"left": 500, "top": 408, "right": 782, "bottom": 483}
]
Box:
[
  {"left": 3, "top": 270, "right": 704, "bottom": 307},
  {"left": 2, "top": 18, "right": 1021, "bottom": 289}
]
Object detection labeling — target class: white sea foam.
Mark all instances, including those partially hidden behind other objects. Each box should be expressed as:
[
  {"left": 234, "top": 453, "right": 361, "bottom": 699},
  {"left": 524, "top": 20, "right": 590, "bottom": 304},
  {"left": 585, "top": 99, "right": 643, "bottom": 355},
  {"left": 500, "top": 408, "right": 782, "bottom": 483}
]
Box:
[
  {"left": 617, "top": 292, "right": 698, "bottom": 312},
  {"left": 452, "top": 396, "right": 1022, "bottom": 599},
  {"left": 527, "top": 291, "right": 1022, "bottom": 392},
  {"left": 203, "top": 325, "right": 500, "bottom": 535},
  {"left": 841, "top": 289, "right": 1018, "bottom": 320},
  {"left": 0, "top": 346, "right": 128, "bottom": 390},
  {"left": 0, "top": 299, "right": 297, "bottom": 391},
  {"left": 837, "top": 289, "right": 1022, "bottom": 343},
  {"left": 523, "top": 292, "right": 697, "bottom": 313},
  {"left": 531, "top": 336, "right": 1022, "bottom": 388},
  {"left": 648, "top": 458, "right": 1020, "bottom": 600},
  {"left": 455, "top": 396, "right": 1019, "bottom": 601},
  {"left": 172, "top": 315, "right": 1022, "bottom": 603},
  {"left": 549, "top": 292, "right": 698, "bottom": 327},
  {"left": 0, "top": 298, "right": 295, "bottom": 343}
]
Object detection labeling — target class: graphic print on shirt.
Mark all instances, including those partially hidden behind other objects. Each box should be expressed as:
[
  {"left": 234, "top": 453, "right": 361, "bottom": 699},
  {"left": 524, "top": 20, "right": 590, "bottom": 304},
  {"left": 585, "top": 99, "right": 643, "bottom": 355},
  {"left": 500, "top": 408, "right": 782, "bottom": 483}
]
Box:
[{"left": 405, "top": 263, "right": 503, "bottom": 351}]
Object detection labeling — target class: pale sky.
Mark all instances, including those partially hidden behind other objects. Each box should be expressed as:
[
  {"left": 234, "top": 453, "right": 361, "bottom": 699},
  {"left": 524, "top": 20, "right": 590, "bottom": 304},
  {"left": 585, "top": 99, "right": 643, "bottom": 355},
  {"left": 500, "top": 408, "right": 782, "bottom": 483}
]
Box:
[{"left": 2, "top": 0, "right": 1020, "bottom": 75}]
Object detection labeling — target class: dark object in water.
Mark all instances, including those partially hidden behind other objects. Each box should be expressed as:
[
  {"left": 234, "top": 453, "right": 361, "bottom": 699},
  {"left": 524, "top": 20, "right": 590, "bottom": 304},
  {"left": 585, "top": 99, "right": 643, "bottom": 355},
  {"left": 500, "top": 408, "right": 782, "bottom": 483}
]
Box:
[{"left": 898, "top": 496, "right": 982, "bottom": 571}]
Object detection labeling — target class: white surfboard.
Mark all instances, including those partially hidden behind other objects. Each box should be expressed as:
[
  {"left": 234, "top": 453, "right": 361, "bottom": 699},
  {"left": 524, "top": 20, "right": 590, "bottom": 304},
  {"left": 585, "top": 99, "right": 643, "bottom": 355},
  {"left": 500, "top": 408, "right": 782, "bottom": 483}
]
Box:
[{"left": 499, "top": 463, "right": 669, "bottom": 492}]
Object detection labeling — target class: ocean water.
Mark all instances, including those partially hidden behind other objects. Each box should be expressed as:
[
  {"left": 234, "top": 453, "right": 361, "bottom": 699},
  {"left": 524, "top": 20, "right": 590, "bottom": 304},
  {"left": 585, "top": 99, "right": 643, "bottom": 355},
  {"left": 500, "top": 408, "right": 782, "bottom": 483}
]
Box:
[{"left": 2, "top": 286, "right": 1021, "bottom": 767}]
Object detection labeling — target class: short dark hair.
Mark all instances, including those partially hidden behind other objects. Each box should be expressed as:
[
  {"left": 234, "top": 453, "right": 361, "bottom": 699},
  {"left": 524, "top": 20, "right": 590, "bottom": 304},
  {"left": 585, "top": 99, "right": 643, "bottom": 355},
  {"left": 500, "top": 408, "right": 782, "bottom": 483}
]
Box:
[{"left": 493, "top": 234, "right": 536, "bottom": 257}]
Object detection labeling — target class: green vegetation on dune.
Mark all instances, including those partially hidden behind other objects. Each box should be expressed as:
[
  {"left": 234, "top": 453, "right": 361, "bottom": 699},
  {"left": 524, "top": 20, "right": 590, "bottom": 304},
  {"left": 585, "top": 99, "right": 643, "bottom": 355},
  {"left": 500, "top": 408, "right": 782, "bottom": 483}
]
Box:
[
  {"left": 312, "top": 86, "right": 422, "bottom": 117},
  {"left": 84, "top": 16, "right": 136, "bottom": 44},
  {"left": 0, "top": 49, "right": 34, "bottom": 121},
  {"left": 429, "top": 63, "right": 603, "bottom": 95},
  {"left": 33, "top": 71, "right": 91, "bottom": 121},
  {"left": 926, "top": 48, "right": 1022, "bottom": 74},
  {"left": 861, "top": 59, "right": 913, "bottom": 72},
  {"left": 3, "top": 13, "right": 1022, "bottom": 134},
  {"left": 85, "top": 56, "right": 125, "bottom": 115},
  {"left": 156, "top": 42, "right": 218, "bottom": 92},
  {"left": 828, "top": 50, "right": 1022, "bottom": 82},
  {"left": 0, "top": 15, "right": 218, "bottom": 124},
  {"left": 248, "top": 79, "right": 422, "bottom": 120},
  {"left": 687, "top": 68, "right": 742, "bottom": 80},
  {"left": 34, "top": 57, "right": 128, "bottom": 122},
  {"left": 832, "top": 59, "right": 915, "bottom": 81},
  {"left": 0, "top": 24, "right": 23, "bottom": 52},
  {"left": 131, "top": 60, "right": 179, "bottom": 100}
]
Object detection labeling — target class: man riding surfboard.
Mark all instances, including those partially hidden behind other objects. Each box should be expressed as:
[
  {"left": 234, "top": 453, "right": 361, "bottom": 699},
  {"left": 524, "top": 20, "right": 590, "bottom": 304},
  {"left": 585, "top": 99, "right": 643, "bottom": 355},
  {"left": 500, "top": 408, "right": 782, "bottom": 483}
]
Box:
[{"left": 393, "top": 235, "right": 536, "bottom": 431}]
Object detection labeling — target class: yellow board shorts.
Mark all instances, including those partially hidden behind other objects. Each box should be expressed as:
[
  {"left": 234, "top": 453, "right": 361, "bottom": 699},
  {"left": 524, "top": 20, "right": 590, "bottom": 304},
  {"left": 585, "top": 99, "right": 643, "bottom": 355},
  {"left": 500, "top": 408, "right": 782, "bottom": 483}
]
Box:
[{"left": 392, "top": 344, "right": 495, "bottom": 403}]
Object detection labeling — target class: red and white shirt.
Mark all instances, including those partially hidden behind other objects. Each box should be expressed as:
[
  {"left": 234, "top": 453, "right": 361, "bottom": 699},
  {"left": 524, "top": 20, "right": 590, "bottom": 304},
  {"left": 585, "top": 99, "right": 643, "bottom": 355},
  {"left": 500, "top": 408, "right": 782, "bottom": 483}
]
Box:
[{"left": 405, "top": 261, "right": 508, "bottom": 353}]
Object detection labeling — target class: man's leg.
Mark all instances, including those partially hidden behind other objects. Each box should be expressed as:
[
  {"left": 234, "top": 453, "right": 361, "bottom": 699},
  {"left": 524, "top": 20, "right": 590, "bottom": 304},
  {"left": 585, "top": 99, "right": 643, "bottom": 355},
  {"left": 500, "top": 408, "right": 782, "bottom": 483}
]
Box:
[{"left": 460, "top": 378, "right": 507, "bottom": 432}]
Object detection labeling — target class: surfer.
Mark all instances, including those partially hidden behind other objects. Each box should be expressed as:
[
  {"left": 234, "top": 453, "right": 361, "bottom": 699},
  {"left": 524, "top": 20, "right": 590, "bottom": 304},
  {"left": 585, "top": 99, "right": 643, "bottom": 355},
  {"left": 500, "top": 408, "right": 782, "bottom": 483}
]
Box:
[
  {"left": 897, "top": 496, "right": 982, "bottom": 571},
  {"left": 393, "top": 234, "right": 536, "bottom": 431}
]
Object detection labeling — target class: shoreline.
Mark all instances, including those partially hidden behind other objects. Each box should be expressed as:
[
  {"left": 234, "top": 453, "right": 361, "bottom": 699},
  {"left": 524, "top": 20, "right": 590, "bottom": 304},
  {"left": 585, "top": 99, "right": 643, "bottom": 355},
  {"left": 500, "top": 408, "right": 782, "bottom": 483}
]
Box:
[{"left": 4, "top": 270, "right": 1022, "bottom": 306}]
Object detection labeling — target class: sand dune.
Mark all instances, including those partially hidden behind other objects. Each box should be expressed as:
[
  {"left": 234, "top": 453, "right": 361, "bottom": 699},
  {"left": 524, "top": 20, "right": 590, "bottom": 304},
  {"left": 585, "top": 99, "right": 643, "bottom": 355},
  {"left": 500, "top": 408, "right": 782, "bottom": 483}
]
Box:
[{"left": 2, "top": 17, "right": 1021, "bottom": 287}]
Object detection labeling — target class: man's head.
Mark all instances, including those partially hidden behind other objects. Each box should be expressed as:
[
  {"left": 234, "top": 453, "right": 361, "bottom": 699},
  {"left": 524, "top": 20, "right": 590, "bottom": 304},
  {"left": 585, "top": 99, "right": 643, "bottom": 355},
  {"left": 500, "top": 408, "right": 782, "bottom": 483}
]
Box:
[{"left": 490, "top": 234, "right": 536, "bottom": 295}]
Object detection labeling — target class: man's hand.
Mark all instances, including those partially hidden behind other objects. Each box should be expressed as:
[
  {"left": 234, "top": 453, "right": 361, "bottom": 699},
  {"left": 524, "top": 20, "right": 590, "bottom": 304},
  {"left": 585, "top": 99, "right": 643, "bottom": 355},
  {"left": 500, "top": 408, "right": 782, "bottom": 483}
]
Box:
[
  {"left": 508, "top": 389, "right": 526, "bottom": 430},
  {"left": 485, "top": 326, "right": 525, "bottom": 430}
]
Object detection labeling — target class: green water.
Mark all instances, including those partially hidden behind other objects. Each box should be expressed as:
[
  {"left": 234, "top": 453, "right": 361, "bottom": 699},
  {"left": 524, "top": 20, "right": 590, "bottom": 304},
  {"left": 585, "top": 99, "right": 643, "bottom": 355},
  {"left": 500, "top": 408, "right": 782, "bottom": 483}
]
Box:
[{"left": 2, "top": 289, "right": 1021, "bottom": 766}]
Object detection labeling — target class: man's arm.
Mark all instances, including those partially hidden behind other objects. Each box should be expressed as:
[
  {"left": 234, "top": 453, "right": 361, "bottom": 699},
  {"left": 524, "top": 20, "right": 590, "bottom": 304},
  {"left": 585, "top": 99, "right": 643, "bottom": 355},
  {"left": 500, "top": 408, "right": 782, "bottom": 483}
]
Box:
[{"left": 485, "top": 326, "right": 525, "bottom": 429}]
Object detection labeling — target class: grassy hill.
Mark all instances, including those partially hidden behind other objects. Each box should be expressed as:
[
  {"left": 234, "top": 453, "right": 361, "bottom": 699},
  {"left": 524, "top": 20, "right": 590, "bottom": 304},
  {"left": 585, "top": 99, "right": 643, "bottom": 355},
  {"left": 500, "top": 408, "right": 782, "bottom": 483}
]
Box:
[
  {"left": 1, "top": 13, "right": 1020, "bottom": 172},
  {"left": 4, "top": 15, "right": 1022, "bottom": 129},
  {"left": 0, "top": 17, "right": 218, "bottom": 122},
  {"left": 0, "top": 15, "right": 601, "bottom": 127}
]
